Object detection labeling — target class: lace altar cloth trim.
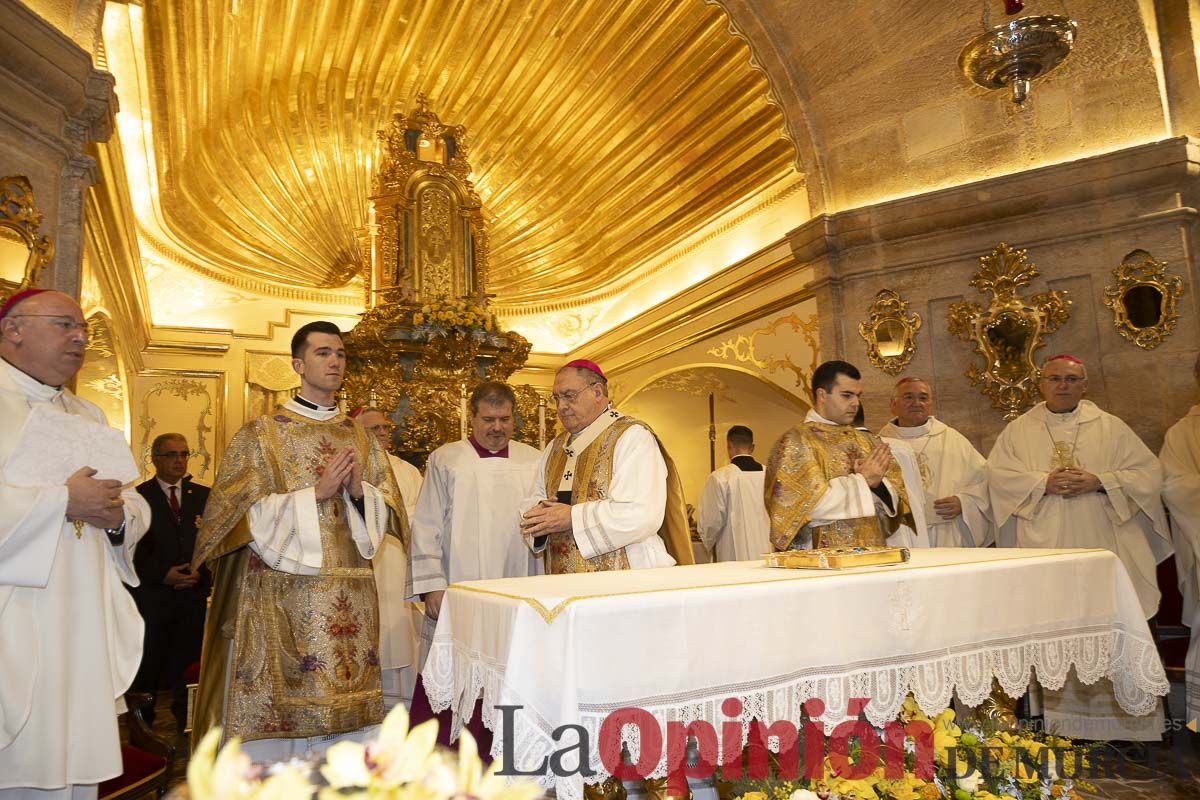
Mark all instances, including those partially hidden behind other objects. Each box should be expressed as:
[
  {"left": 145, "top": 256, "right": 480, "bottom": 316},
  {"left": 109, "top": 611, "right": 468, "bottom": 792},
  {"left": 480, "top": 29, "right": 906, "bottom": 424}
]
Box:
[{"left": 423, "top": 625, "right": 1167, "bottom": 800}]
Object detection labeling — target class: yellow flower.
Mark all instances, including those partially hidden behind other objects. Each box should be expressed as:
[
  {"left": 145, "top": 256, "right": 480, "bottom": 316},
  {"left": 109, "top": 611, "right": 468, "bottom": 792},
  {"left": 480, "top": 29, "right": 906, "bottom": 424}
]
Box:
[
  {"left": 413, "top": 313, "right": 425, "bottom": 325},
  {"left": 255, "top": 765, "right": 317, "bottom": 800},
  {"left": 187, "top": 728, "right": 256, "bottom": 800},
  {"left": 738, "top": 792, "right": 769, "bottom": 800},
  {"left": 368, "top": 704, "right": 440, "bottom": 785}
]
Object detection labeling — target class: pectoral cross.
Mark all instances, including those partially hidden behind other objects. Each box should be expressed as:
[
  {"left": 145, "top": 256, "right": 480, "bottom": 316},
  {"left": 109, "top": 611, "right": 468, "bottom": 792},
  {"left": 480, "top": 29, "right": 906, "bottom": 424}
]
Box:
[{"left": 1050, "top": 441, "right": 1078, "bottom": 470}]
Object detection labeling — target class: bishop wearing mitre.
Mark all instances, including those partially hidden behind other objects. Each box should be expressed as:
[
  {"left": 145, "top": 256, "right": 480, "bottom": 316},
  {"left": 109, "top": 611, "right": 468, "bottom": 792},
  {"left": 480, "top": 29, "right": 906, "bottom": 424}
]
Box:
[{"left": 766, "top": 360, "right": 908, "bottom": 550}]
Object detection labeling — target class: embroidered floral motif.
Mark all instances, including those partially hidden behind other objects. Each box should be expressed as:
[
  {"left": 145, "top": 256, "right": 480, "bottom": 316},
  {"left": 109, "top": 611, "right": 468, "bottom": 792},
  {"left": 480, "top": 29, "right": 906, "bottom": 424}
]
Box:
[
  {"left": 299, "top": 654, "right": 326, "bottom": 672},
  {"left": 273, "top": 414, "right": 293, "bottom": 423},
  {"left": 366, "top": 648, "right": 379, "bottom": 667}
]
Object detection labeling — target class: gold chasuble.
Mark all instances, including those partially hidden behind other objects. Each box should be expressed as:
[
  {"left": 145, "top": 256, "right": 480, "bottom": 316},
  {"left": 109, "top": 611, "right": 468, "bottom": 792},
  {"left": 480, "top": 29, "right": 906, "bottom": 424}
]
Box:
[
  {"left": 192, "top": 406, "right": 405, "bottom": 746},
  {"left": 542, "top": 417, "right": 693, "bottom": 573},
  {"left": 765, "top": 419, "right": 909, "bottom": 550}
]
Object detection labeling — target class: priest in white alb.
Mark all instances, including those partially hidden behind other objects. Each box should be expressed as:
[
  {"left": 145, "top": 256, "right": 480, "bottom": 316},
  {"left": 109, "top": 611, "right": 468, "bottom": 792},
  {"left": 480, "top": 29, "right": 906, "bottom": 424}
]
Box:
[
  {"left": 987, "top": 354, "right": 1171, "bottom": 741},
  {"left": 697, "top": 424, "right": 771, "bottom": 561},
  {"left": 355, "top": 406, "right": 423, "bottom": 710},
  {"left": 1161, "top": 353, "right": 1200, "bottom": 726},
  {"left": 405, "top": 381, "right": 540, "bottom": 749},
  {"left": 0, "top": 289, "right": 152, "bottom": 800},
  {"left": 879, "top": 376, "right": 992, "bottom": 547}
]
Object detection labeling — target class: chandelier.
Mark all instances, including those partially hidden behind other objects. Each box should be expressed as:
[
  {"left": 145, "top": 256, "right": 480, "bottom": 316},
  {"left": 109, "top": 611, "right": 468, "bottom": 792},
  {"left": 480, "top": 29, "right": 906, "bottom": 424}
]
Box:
[{"left": 959, "top": 13, "right": 1077, "bottom": 104}]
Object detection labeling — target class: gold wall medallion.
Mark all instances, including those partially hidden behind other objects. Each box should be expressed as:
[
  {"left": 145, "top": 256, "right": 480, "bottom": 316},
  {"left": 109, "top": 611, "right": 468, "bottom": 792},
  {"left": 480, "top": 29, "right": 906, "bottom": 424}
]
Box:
[
  {"left": 947, "top": 243, "right": 1071, "bottom": 420},
  {"left": 0, "top": 176, "right": 54, "bottom": 300},
  {"left": 858, "top": 289, "right": 922, "bottom": 375},
  {"left": 1101, "top": 249, "right": 1184, "bottom": 350}
]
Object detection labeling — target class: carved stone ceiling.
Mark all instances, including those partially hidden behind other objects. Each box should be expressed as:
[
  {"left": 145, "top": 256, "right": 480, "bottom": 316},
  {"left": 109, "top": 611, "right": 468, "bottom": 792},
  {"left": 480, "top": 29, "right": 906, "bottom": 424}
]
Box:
[{"left": 130, "top": 0, "right": 796, "bottom": 305}]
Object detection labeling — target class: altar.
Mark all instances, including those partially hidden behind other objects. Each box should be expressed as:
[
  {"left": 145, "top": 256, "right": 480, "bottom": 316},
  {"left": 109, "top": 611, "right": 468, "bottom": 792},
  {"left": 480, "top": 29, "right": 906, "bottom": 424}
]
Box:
[{"left": 422, "top": 548, "right": 1169, "bottom": 800}]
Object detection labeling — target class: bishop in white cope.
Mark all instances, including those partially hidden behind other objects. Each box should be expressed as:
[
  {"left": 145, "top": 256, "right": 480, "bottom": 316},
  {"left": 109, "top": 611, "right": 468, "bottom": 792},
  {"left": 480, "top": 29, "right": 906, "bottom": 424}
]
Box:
[
  {"left": 1161, "top": 353, "right": 1200, "bottom": 725},
  {"left": 879, "top": 377, "right": 992, "bottom": 547},
  {"left": 987, "top": 355, "right": 1171, "bottom": 741},
  {"left": 357, "top": 407, "right": 423, "bottom": 710},
  {"left": 0, "top": 289, "right": 152, "bottom": 800},
  {"left": 697, "top": 425, "right": 771, "bottom": 561}
]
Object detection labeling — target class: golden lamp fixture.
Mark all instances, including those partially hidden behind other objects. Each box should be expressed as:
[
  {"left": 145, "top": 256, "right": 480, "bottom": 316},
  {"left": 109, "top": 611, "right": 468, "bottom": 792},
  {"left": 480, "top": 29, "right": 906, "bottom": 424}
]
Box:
[
  {"left": 859, "top": 289, "right": 922, "bottom": 376},
  {"left": 0, "top": 176, "right": 54, "bottom": 302},
  {"left": 1102, "top": 249, "right": 1185, "bottom": 350},
  {"left": 947, "top": 242, "right": 1071, "bottom": 420},
  {"left": 959, "top": 4, "right": 1077, "bottom": 104}
]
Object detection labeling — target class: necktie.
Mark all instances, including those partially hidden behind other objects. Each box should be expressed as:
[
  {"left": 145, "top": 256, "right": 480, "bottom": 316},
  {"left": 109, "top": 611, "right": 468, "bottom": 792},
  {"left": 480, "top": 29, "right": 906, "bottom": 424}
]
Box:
[{"left": 169, "top": 485, "right": 181, "bottom": 521}]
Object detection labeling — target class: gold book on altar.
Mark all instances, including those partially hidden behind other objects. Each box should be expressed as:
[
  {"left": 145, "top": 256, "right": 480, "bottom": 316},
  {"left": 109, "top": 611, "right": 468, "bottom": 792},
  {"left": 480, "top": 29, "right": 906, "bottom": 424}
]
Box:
[{"left": 765, "top": 546, "right": 910, "bottom": 570}]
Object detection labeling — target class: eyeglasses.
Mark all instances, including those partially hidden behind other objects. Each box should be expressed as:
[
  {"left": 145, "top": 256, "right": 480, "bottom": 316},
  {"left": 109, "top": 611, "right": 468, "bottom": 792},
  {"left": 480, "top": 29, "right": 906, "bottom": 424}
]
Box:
[
  {"left": 7, "top": 314, "right": 89, "bottom": 333},
  {"left": 365, "top": 423, "right": 394, "bottom": 434},
  {"left": 153, "top": 450, "right": 192, "bottom": 459},
  {"left": 1041, "top": 375, "right": 1085, "bottom": 385},
  {"left": 551, "top": 382, "right": 599, "bottom": 404}
]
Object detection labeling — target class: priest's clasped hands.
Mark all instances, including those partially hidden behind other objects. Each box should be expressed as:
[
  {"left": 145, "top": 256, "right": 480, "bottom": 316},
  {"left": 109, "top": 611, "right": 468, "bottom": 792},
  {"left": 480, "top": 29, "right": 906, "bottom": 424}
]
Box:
[
  {"left": 1045, "top": 467, "right": 1103, "bottom": 497},
  {"left": 849, "top": 442, "right": 892, "bottom": 488},
  {"left": 315, "top": 447, "right": 364, "bottom": 501},
  {"left": 65, "top": 466, "right": 125, "bottom": 529},
  {"left": 520, "top": 499, "right": 573, "bottom": 537}
]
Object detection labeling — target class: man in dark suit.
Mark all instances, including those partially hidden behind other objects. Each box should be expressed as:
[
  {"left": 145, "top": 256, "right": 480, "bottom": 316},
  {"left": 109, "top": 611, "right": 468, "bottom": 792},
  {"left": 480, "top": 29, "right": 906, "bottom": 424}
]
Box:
[{"left": 131, "top": 433, "right": 210, "bottom": 732}]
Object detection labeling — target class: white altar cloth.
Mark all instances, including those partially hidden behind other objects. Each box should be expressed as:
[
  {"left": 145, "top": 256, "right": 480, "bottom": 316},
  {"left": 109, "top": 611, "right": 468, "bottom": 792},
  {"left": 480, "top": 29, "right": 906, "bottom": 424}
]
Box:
[{"left": 423, "top": 548, "right": 1167, "bottom": 800}]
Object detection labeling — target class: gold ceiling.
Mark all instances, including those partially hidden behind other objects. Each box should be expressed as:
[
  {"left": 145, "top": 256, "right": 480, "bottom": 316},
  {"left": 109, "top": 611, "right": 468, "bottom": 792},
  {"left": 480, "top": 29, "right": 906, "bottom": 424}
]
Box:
[{"left": 139, "top": 0, "right": 796, "bottom": 305}]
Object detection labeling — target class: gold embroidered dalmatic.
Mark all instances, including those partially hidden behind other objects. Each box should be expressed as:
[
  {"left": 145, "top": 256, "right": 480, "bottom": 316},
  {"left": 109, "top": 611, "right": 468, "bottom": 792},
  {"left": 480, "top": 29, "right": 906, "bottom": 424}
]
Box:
[
  {"left": 765, "top": 421, "right": 909, "bottom": 550},
  {"left": 542, "top": 417, "right": 693, "bottom": 573},
  {"left": 192, "top": 408, "right": 405, "bottom": 745}
]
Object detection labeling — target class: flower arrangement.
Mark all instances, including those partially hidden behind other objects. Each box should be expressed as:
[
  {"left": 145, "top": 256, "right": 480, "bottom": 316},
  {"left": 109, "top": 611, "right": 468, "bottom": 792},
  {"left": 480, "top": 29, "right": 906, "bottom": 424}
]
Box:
[
  {"left": 184, "top": 705, "right": 542, "bottom": 800},
  {"left": 406, "top": 296, "right": 499, "bottom": 342},
  {"left": 724, "top": 697, "right": 1092, "bottom": 800}
]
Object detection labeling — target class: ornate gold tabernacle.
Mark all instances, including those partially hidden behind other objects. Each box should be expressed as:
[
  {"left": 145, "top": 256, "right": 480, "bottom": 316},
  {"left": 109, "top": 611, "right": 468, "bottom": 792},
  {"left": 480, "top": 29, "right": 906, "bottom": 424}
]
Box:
[
  {"left": 1102, "top": 249, "right": 1185, "bottom": 350},
  {"left": 947, "top": 243, "right": 1071, "bottom": 420},
  {"left": 343, "top": 99, "right": 551, "bottom": 460}
]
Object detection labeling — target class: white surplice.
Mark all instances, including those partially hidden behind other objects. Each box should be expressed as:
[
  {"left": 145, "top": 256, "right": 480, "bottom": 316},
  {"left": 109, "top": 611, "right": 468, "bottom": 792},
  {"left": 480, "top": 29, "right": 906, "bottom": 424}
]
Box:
[
  {"left": 880, "top": 437, "right": 929, "bottom": 548},
  {"left": 988, "top": 400, "right": 1171, "bottom": 741},
  {"left": 377, "top": 454, "right": 422, "bottom": 709},
  {"left": 1161, "top": 405, "right": 1200, "bottom": 724},
  {"left": 524, "top": 418, "right": 676, "bottom": 568},
  {"left": 407, "top": 439, "right": 542, "bottom": 599},
  {"left": 0, "top": 359, "right": 151, "bottom": 798},
  {"left": 696, "top": 459, "right": 770, "bottom": 562},
  {"left": 880, "top": 416, "right": 993, "bottom": 548}
]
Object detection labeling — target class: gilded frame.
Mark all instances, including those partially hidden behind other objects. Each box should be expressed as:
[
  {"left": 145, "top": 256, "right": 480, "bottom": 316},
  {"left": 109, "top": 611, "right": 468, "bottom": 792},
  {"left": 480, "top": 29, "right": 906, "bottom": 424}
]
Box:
[
  {"left": 1101, "top": 249, "right": 1184, "bottom": 350},
  {"left": 0, "top": 176, "right": 54, "bottom": 300},
  {"left": 947, "top": 243, "right": 1071, "bottom": 420},
  {"left": 858, "top": 289, "right": 922, "bottom": 375}
]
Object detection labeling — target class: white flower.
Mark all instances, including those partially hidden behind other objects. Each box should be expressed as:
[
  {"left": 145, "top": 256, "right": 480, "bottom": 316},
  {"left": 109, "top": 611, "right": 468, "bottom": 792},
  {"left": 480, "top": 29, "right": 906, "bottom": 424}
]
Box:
[
  {"left": 790, "top": 791, "right": 821, "bottom": 800},
  {"left": 956, "top": 769, "right": 983, "bottom": 793},
  {"left": 320, "top": 741, "right": 371, "bottom": 788}
]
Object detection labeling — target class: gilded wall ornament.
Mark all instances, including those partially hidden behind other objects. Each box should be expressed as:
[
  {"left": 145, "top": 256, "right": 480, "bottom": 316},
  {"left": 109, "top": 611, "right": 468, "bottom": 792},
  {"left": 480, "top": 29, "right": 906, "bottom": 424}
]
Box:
[
  {"left": 0, "top": 176, "right": 54, "bottom": 300},
  {"left": 1101, "top": 249, "right": 1184, "bottom": 350},
  {"left": 947, "top": 243, "right": 1071, "bottom": 420},
  {"left": 138, "top": 378, "right": 216, "bottom": 479},
  {"left": 858, "top": 289, "right": 922, "bottom": 375},
  {"left": 707, "top": 313, "right": 820, "bottom": 402}
]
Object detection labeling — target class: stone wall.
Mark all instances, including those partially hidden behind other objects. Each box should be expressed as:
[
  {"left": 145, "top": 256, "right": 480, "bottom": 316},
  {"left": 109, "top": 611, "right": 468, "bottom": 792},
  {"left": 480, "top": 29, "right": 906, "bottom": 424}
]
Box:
[
  {"left": 791, "top": 137, "right": 1200, "bottom": 454},
  {"left": 0, "top": 0, "right": 114, "bottom": 296}
]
